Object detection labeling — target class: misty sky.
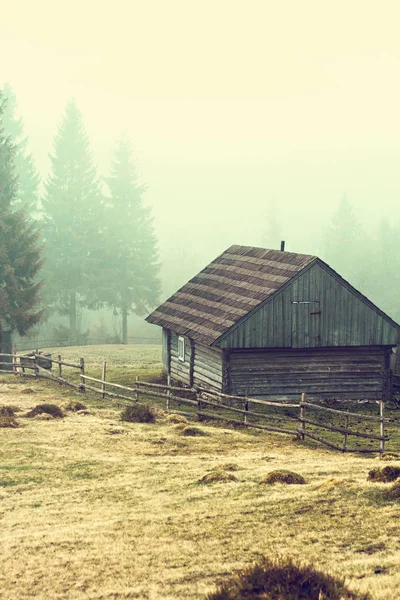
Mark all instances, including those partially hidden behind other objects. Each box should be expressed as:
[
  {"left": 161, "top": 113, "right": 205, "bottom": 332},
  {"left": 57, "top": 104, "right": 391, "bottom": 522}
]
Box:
[{"left": 2, "top": 0, "right": 400, "bottom": 288}]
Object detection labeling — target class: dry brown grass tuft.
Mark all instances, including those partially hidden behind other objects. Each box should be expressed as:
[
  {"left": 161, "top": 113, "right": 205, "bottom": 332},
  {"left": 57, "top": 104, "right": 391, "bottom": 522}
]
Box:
[
  {"left": 198, "top": 470, "right": 238, "bottom": 485},
  {"left": 383, "top": 480, "right": 400, "bottom": 501},
  {"left": 21, "top": 388, "right": 36, "bottom": 395},
  {"left": 166, "top": 413, "right": 189, "bottom": 424},
  {"left": 25, "top": 403, "right": 64, "bottom": 419},
  {"left": 120, "top": 403, "right": 155, "bottom": 423},
  {"left": 180, "top": 426, "right": 209, "bottom": 437},
  {"left": 63, "top": 400, "right": 87, "bottom": 412},
  {"left": 378, "top": 453, "right": 400, "bottom": 462},
  {"left": 0, "top": 405, "right": 17, "bottom": 417},
  {"left": 34, "top": 413, "right": 54, "bottom": 421},
  {"left": 368, "top": 466, "right": 400, "bottom": 483},
  {"left": 260, "top": 470, "right": 306, "bottom": 485},
  {"left": 0, "top": 415, "right": 19, "bottom": 428},
  {"left": 206, "top": 557, "right": 370, "bottom": 600}
]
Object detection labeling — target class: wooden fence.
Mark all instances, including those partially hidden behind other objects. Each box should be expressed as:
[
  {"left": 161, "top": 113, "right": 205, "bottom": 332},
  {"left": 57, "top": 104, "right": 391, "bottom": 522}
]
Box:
[{"left": 0, "top": 352, "right": 390, "bottom": 454}]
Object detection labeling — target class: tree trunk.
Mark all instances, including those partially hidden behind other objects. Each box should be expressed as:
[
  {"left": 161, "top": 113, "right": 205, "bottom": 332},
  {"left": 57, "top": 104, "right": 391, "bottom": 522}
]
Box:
[
  {"left": 70, "top": 292, "right": 78, "bottom": 345},
  {"left": 122, "top": 305, "right": 128, "bottom": 345}
]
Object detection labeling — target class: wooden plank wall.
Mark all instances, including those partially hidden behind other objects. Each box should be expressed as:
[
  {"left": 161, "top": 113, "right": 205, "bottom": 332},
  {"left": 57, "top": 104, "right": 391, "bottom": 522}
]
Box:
[
  {"left": 193, "top": 343, "right": 223, "bottom": 392},
  {"left": 395, "top": 346, "right": 400, "bottom": 375},
  {"left": 229, "top": 346, "right": 391, "bottom": 400},
  {"left": 161, "top": 328, "right": 170, "bottom": 375},
  {"left": 170, "top": 332, "right": 192, "bottom": 385},
  {"left": 219, "top": 262, "right": 398, "bottom": 349}
]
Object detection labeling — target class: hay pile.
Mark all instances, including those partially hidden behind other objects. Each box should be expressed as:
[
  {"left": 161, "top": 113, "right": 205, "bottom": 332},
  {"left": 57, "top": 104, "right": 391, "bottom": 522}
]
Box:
[
  {"left": 260, "top": 470, "right": 306, "bottom": 485},
  {"left": 368, "top": 466, "right": 400, "bottom": 483},
  {"left": 166, "top": 413, "right": 188, "bottom": 424},
  {"left": 64, "top": 400, "right": 87, "bottom": 412},
  {"left": 121, "top": 404, "right": 155, "bottom": 423},
  {"left": 180, "top": 426, "right": 208, "bottom": 437},
  {"left": 206, "top": 557, "right": 369, "bottom": 600},
  {"left": 383, "top": 480, "right": 400, "bottom": 501},
  {"left": 26, "top": 404, "right": 64, "bottom": 419},
  {"left": 198, "top": 471, "right": 238, "bottom": 485}
]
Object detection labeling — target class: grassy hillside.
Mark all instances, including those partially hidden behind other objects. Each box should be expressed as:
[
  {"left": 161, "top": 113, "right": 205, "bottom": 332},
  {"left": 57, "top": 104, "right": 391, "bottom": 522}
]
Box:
[{"left": 1, "top": 345, "right": 400, "bottom": 599}]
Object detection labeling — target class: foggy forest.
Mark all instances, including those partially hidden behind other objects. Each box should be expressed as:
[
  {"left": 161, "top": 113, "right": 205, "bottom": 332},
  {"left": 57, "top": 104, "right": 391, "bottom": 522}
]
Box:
[{"left": 1, "top": 1, "right": 399, "bottom": 348}]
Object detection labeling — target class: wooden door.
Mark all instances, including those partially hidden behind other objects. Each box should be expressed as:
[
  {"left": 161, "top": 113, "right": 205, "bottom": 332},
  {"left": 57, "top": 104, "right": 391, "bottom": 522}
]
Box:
[{"left": 291, "top": 301, "right": 321, "bottom": 348}]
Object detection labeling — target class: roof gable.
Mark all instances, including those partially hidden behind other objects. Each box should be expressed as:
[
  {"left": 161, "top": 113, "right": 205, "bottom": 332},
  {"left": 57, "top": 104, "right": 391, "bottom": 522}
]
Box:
[
  {"left": 215, "top": 258, "right": 400, "bottom": 348},
  {"left": 146, "top": 245, "right": 315, "bottom": 344}
]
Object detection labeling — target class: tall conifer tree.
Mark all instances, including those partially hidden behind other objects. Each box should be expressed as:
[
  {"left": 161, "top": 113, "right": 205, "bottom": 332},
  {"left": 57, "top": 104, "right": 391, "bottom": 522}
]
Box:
[
  {"left": 104, "top": 137, "right": 160, "bottom": 343},
  {"left": 42, "top": 99, "right": 103, "bottom": 343},
  {"left": 0, "top": 92, "right": 43, "bottom": 340},
  {"left": 1, "top": 83, "right": 40, "bottom": 215},
  {"left": 322, "top": 195, "right": 367, "bottom": 287}
]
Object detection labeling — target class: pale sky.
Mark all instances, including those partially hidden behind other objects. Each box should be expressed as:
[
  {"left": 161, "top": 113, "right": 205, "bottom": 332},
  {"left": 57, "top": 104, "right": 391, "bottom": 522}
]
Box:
[{"left": 2, "top": 0, "right": 400, "bottom": 287}]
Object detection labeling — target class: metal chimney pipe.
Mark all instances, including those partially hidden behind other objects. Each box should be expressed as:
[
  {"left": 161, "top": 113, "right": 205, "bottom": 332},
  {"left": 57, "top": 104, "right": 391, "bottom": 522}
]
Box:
[{"left": 280, "top": 240, "right": 285, "bottom": 251}]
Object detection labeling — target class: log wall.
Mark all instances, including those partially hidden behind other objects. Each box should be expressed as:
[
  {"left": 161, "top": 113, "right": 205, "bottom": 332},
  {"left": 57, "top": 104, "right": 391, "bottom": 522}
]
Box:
[
  {"left": 229, "top": 346, "right": 392, "bottom": 401},
  {"left": 193, "top": 343, "right": 223, "bottom": 392}
]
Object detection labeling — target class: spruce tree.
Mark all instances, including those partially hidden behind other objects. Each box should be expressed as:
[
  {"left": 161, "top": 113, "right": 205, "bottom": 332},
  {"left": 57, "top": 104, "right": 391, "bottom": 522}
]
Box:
[
  {"left": 1, "top": 83, "right": 40, "bottom": 216},
  {"left": 322, "top": 195, "right": 367, "bottom": 287},
  {"left": 42, "top": 99, "right": 104, "bottom": 343},
  {"left": 367, "top": 219, "right": 400, "bottom": 319},
  {"left": 0, "top": 92, "right": 43, "bottom": 340},
  {"left": 104, "top": 137, "right": 160, "bottom": 343}
]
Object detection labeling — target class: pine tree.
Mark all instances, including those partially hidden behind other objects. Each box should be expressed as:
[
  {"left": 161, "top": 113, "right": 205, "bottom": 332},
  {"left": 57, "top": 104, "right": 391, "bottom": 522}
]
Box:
[
  {"left": 1, "top": 83, "right": 40, "bottom": 215},
  {"left": 42, "top": 99, "right": 104, "bottom": 343},
  {"left": 367, "top": 219, "right": 400, "bottom": 319},
  {"left": 322, "top": 195, "right": 367, "bottom": 286},
  {"left": 0, "top": 92, "right": 43, "bottom": 340},
  {"left": 104, "top": 137, "right": 160, "bottom": 343}
]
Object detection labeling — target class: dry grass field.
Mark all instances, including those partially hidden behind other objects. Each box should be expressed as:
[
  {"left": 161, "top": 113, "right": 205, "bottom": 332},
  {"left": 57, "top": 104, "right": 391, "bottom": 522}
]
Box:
[{"left": 1, "top": 345, "right": 400, "bottom": 599}]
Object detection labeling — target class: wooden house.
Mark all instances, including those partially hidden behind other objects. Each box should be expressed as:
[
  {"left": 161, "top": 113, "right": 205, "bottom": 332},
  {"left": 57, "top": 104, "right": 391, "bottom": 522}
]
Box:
[{"left": 146, "top": 245, "right": 400, "bottom": 401}]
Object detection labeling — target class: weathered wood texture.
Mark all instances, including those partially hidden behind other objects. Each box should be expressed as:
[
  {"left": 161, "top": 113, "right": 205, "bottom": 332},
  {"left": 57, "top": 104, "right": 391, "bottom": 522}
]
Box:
[
  {"left": 193, "top": 343, "right": 223, "bottom": 391},
  {"left": 218, "top": 261, "right": 398, "bottom": 349},
  {"left": 395, "top": 345, "right": 400, "bottom": 374},
  {"left": 146, "top": 246, "right": 315, "bottom": 345},
  {"left": 161, "top": 328, "right": 170, "bottom": 375},
  {"left": 170, "top": 332, "right": 192, "bottom": 385},
  {"left": 228, "top": 346, "right": 392, "bottom": 400}
]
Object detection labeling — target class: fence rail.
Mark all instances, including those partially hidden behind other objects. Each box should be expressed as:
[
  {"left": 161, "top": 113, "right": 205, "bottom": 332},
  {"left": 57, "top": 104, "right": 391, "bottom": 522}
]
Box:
[{"left": 0, "top": 351, "right": 389, "bottom": 454}]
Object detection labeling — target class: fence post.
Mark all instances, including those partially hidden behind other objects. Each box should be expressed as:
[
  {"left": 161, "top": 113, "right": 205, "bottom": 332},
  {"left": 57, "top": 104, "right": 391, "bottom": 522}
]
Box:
[
  {"left": 135, "top": 375, "right": 139, "bottom": 402},
  {"left": 79, "top": 358, "right": 85, "bottom": 393},
  {"left": 300, "top": 392, "right": 306, "bottom": 440},
  {"left": 196, "top": 389, "right": 202, "bottom": 421},
  {"left": 380, "top": 401, "right": 385, "bottom": 456},
  {"left": 101, "top": 361, "right": 107, "bottom": 399},
  {"left": 343, "top": 414, "right": 349, "bottom": 452},
  {"left": 166, "top": 374, "right": 171, "bottom": 411},
  {"left": 58, "top": 354, "right": 62, "bottom": 378},
  {"left": 244, "top": 395, "right": 249, "bottom": 424},
  {"left": 12, "top": 344, "right": 17, "bottom": 375},
  {"left": 34, "top": 354, "right": 39, "bottom": 378}
]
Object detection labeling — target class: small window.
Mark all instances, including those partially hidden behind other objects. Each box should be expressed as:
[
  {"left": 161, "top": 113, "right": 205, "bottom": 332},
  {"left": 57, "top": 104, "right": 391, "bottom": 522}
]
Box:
[{"left": 178, "top": 336, "right": 185, "bottom": 362}]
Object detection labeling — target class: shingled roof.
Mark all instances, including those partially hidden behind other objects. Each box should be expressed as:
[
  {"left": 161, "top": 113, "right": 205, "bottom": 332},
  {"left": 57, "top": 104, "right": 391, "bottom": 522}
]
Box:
[{"left": 146, "top": 245, "right": 316, "bottom": 346}]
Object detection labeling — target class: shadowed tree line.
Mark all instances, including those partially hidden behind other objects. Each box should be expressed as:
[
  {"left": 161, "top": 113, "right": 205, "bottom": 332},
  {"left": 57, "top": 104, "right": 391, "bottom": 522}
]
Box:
[{"left": 1, "top": 85, "right": 160, "bottom": 345}]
